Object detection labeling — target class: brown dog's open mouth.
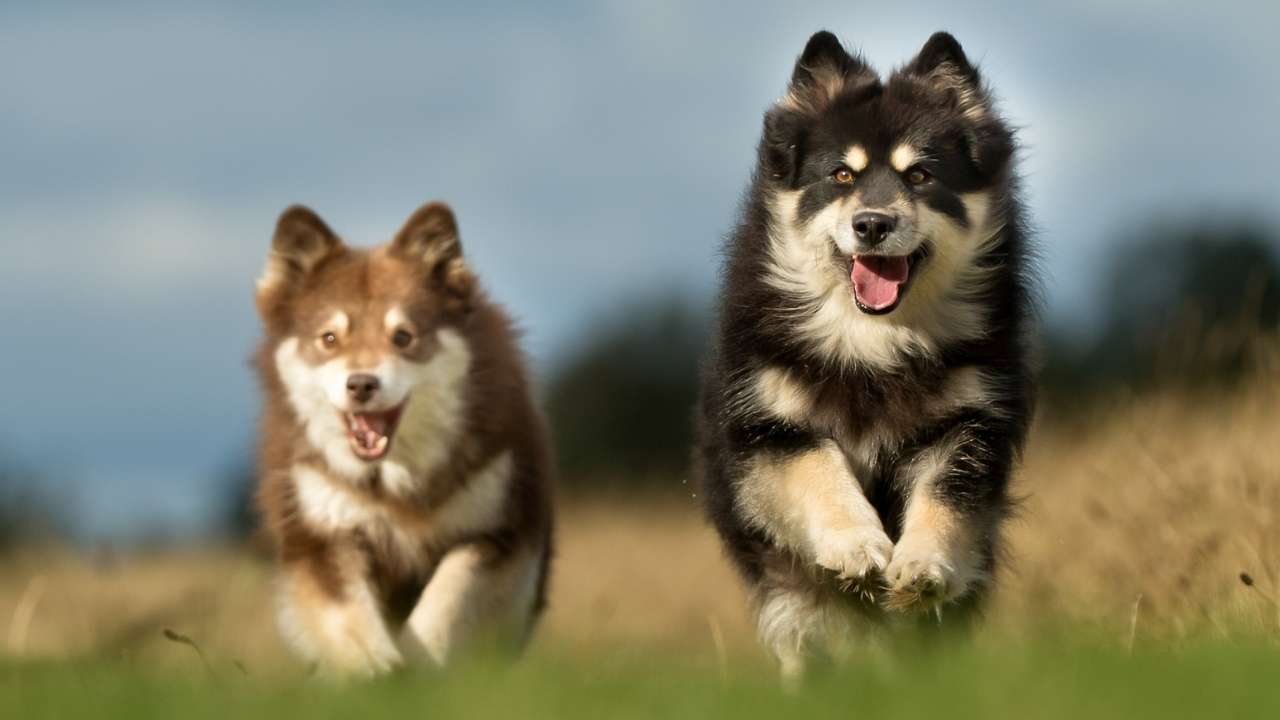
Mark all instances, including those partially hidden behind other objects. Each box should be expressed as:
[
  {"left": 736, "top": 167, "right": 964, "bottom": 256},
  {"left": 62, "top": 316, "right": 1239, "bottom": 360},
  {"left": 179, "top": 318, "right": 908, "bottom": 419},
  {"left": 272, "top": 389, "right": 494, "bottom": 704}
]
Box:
[{"left": 342, "top": 404, "right": 405, "bottom": 461}]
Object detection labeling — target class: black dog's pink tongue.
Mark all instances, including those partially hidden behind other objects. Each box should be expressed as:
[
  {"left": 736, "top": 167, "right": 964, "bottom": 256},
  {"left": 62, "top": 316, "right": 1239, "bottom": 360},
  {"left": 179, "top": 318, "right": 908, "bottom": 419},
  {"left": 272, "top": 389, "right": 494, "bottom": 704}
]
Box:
[{"left": 851, "top": 255, "right": 909, "bottom": 310}]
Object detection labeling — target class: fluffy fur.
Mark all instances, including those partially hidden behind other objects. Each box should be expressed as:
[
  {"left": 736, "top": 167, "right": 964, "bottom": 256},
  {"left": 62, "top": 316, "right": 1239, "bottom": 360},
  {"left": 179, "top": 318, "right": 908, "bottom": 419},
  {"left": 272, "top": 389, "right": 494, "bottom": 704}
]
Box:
[
  {"left": 696, "top": 31, "right": 1037, "bottom": 676},
  {"left": 254, "top": 202, "right": 554, "bottom": 676}
]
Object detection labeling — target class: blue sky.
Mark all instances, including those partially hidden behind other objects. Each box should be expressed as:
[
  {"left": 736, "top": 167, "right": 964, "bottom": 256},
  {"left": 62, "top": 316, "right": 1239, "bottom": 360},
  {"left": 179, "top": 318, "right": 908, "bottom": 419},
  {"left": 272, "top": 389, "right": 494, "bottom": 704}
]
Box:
[{"left": 1, "top": 1, "right": 1277, "bottom": 540}]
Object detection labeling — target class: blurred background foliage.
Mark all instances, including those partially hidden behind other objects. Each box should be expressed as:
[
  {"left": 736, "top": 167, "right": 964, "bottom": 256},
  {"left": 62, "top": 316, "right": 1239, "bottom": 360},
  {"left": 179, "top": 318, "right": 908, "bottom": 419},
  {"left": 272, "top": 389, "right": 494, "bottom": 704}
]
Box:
[
  {"left": 0, "top": 453, "right": 62, "bottom": 552},
  {"left": 1041, "top": 219, "right": 1280, "bottom": 399},
  {"left": 544, "top": 297, "right": 707, "bottom": 491}
]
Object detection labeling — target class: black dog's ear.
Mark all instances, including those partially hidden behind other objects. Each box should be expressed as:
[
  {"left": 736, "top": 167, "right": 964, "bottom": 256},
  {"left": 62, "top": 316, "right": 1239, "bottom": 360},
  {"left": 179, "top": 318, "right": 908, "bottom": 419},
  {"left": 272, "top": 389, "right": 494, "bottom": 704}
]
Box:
[
  {"left": 905, "top": 32, "right": 1012, "bottom": 176},
  {"left": 905, "top": 32, "right": 978, "bottom": 84},
  {"left": 256, "top": 205, "right": 342, "bottom": 320},
  {"left": 760, "top": 109, "right": 806, "bottom": 186},
  {"left": 780, "top": 31, "right": 874, "bottom": 114},
  {"left": 966, "top": 115, "right": 1015, "bottom": 178},
  {"left": 764, "top": 32, "right": 875, "bottom": 186},
  {"left": 391, "top": 202, "right": 475, "bottom": 315},
  {"left": 904, "top": 32, "right": 988, "bottom": 119}
]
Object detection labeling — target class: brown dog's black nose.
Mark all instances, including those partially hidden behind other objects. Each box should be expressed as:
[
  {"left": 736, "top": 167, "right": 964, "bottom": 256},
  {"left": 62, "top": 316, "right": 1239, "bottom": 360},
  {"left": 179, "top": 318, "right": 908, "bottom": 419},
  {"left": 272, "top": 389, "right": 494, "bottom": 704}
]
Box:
[
  {"left": 346, "top": 374, "right": 380, "bottom": 403},
  {"left": 853, "top": 212, "right": 896, "bottom": 246}
]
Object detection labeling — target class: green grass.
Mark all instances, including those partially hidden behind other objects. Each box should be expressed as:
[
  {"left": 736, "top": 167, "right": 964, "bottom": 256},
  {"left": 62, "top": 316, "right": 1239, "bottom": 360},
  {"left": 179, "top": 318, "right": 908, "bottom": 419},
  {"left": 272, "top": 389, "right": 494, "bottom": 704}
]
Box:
[{"left": 4, "top": 639, "right": 1280, "bottom": 719}]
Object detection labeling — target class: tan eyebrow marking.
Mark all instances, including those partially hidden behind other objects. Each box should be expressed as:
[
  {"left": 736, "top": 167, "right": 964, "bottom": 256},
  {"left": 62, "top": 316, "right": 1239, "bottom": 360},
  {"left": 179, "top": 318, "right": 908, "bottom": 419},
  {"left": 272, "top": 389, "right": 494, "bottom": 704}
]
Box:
[
  {"left": 891, "top": 145, "right": 919, "bottom": 172},
  {"left": 845, "top": 145, "right": 869, "bottom": 172}
]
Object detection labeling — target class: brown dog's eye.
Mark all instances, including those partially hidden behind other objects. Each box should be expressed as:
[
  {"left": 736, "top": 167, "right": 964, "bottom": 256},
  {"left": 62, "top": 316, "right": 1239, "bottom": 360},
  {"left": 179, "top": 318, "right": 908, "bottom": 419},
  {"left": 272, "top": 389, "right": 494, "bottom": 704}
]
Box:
[
  {"left": 392, "top": 329, "right": 414, "bottom": 349},
  {"left": 906, "top": 167, "right": 931, "bottom": 186},
  {"left": 832, "top": 168, "right": 855, "bottom": 185},
  {"left": 320, "top": 332, "right": 338, "bottom": 348}
]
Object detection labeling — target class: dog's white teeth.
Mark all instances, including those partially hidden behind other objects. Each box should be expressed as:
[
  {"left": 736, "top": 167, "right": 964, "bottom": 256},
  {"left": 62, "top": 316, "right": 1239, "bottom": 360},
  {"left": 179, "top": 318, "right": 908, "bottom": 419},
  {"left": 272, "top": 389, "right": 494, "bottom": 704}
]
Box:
[{"left": 374, "top": 436, "right": 388, "bottom": 452}]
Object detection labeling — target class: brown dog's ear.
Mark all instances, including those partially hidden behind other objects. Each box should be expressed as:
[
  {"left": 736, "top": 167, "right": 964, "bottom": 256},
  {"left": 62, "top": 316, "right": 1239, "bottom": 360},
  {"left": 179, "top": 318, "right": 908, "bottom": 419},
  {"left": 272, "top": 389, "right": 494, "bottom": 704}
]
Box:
[
  {"left": 256, "top": 205, "right": 342, "bottom": 320},
  {"left": 391, "top": 202, "right": 475, "bottom": 314}
]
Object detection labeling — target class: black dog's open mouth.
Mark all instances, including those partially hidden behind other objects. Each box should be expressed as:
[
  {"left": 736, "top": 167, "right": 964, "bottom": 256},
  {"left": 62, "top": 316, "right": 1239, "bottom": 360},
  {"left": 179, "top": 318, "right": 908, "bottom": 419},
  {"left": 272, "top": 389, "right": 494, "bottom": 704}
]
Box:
[
  {"left": 342, "top": 404, "right": 405, "bottom": 461},
  {"left": 849, "top": 246, "right": 928, "bottom": 315}
]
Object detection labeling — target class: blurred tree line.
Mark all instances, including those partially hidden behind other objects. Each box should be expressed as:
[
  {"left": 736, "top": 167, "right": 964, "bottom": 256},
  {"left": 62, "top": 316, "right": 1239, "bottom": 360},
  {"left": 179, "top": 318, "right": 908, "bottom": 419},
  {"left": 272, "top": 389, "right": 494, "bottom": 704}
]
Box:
[
  {"left": 1041, "top": 220, "right": 1280, "bottom": 400},
  {"left": 0, "top": 452, "right": 62, "bottom": 551},
  {"left": 544, "top": 298, "right": 708, "bottom": 492}
]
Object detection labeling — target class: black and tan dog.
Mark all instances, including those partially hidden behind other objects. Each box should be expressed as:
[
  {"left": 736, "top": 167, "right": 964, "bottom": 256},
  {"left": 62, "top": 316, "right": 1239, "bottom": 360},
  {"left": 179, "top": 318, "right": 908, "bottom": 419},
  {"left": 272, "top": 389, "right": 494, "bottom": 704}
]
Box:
[{"left": 696, "top": 31, "right": 1037, "bottom": 676}]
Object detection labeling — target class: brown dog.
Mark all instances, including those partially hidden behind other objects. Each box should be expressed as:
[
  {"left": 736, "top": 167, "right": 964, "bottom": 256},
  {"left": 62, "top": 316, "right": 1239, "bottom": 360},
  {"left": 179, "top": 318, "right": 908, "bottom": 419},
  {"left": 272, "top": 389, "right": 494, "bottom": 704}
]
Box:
[{"left": 254, "top": 202, "right": 553, "bottom": 676}]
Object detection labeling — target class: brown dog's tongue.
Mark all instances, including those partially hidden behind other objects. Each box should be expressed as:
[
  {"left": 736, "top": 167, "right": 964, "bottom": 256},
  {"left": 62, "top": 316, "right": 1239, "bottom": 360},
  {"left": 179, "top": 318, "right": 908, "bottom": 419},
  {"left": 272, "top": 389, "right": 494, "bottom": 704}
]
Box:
[
  {"left": 350, "top": 412, "right": 391, "bottom": 449},
  {"left": 352, "top": 413, "right": 390, "bottom": 435},
  {"left": 851, "top": 256, "right": 909, "bottom": 310}
]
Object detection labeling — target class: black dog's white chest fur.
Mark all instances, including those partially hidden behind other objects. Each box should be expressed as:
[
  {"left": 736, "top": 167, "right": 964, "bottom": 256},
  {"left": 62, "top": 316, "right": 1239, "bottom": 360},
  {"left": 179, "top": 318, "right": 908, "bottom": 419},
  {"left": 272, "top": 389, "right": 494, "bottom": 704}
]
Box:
[{"left": 756, "top": 359, "right": 993, "bottom": 480}]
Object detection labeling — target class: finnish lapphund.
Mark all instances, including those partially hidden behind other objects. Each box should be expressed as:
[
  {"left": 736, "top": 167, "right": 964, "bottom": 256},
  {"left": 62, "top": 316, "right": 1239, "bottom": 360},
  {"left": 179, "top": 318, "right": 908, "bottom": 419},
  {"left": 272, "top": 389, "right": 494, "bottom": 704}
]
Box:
[
  {"left": 254, "top": 202, "right": 553, "bottom": 676},
  {"left": 696, "top": 31, "right": 1037, "bottom": 676}
]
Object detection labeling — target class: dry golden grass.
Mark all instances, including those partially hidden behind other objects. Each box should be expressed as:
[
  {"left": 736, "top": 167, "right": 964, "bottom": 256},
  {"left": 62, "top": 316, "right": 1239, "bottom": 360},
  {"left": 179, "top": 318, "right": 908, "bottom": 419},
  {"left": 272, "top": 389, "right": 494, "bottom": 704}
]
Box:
[
  {"left": 0, "top": 505, "right": 751, "bottom": 674},
  {"left": 0, "top": 497, "right": 752, "bottom": 672},
  {"left": 1, "top": 355, "right": 1277, "bottom": 670},
  {"left": 996, "top": 365, "right": 1280, "bottom": 640}
]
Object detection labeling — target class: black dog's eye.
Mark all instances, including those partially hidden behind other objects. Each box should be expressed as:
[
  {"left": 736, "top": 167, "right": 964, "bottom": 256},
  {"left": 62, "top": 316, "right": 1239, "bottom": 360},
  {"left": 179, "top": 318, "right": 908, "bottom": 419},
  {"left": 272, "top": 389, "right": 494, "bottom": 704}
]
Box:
[
  {"left": 906, "top": 167, "right": 932, "bottom": 186},
  {"left": 320, "top": 332, "right": 338, "bottom": 348},
  {"left": 832, "top": 168, "right": 855, "bottom": 185},
  {"left": 391, "top": 329, "right": 414, "bottom": 349}
]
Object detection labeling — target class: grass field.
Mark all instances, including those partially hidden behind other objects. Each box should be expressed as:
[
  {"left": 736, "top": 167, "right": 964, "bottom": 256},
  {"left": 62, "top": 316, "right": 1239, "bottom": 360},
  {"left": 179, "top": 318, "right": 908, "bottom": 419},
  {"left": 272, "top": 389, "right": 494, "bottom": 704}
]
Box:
[
  {"left": 5, "top": 641, "right": 1280, "bottom": 719},
  {"left": 2, "top": 352, "right": 1278, "bottom": 716}
]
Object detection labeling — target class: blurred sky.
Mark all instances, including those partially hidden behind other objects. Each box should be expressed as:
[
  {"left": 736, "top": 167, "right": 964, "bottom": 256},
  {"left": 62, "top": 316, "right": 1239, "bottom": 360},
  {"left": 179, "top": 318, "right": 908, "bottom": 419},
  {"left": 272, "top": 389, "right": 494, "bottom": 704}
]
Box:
[{"left": 1, "top": 1, "right": 1277, "bottom": 540}]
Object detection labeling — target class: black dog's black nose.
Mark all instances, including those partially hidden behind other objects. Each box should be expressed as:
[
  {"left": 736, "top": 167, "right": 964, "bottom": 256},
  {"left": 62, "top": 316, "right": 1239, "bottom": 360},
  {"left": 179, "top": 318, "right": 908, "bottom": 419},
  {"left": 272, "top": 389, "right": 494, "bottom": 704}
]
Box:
[
  {"left": 853, "top": 212, "right": 896, "bottom": 246},
  {"left": 346, "top": 374, "right": 380, "bottom": 403}
]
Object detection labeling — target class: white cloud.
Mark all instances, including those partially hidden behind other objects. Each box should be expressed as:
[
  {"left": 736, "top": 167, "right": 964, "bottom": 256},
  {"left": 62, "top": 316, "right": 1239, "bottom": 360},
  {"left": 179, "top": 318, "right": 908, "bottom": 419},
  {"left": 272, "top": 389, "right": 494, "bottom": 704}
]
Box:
[{"left": 0, "top": 196, "right": 262, "bottom": 295}]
